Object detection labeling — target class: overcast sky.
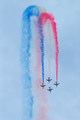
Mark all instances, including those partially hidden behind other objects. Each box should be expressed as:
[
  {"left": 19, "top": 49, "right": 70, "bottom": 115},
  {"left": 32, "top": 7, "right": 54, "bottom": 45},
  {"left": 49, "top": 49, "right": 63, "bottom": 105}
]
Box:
[{"left": 0, "top": 0, "right": 80, "bottom": 120}]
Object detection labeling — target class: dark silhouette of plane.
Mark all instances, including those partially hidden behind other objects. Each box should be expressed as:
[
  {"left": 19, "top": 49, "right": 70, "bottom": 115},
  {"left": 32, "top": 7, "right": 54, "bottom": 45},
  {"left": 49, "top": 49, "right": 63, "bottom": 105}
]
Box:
[
  {"left": 54, "top": 81, "right": 60, "bottom": 87},
  {"left": 46, "top": 77, "right": 52, "bottom": 83},
  {"left": 40, "top": 83, "right": 46, "bottom": 89},
  {"left": 47, "top": 87, "right": 53, "bottom": 93}
]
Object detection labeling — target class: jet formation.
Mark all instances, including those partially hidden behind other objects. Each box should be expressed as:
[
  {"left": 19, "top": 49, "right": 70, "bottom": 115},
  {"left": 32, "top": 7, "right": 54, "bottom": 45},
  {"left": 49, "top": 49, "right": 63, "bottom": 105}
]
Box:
[{"left": 40, "top": 77, "right": 60, "bottom": 93}]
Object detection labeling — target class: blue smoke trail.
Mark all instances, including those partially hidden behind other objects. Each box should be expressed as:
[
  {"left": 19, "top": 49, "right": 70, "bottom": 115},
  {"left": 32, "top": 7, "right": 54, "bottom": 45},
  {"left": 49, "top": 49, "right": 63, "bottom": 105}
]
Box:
[
  {"left": 21, "top": 6, "right": 40, "bottom": 120},
  {"left": 38, "top": 22, "right": 44, "bottom": 83}
]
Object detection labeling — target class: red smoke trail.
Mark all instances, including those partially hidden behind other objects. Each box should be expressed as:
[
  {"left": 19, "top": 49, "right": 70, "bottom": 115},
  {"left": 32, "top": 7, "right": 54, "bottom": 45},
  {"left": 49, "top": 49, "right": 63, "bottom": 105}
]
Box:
[
  {"left": 34, "top": 26, "right": 50, "bottom": 120},
  {"left": 38, "top": 13, "right": 59, "bottom": 81},
  {"left": 34, "top": 78, "right": 50, "bottom": 120}
]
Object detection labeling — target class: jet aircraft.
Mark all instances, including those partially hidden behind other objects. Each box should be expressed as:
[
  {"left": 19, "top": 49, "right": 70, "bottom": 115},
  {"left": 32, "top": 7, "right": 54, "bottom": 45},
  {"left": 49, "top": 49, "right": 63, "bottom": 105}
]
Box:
[
  {"left": 54, "top": 81, "right": 60, "bottom": 87},
  {"left": 46, "top": 77, "right": 52, "bottom": 83},
  {"left": 40, "top": 83, "right": 46, "bottom": 88},
  {"left": 47, "top": 87, "right": 53, "bottom": 93}
]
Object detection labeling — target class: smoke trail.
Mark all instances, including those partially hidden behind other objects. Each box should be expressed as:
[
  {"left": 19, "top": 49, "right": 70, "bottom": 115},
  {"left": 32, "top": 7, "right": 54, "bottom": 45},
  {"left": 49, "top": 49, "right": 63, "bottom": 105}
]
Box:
[
  {"left": 38, "top": 13, "right": 59, "bottom": 81},
  {"left": 21, "top": 6, "right": 40, "bottom": 120},
  {"left": 34, "top": 70, "right": 50, "bottom": 120},
  {"left": 37, "top": 19, "right": 45, "bottom": 83},
  {"left": 47, "top": 21, "right": 52, "bottom": 77},
  {"left": 35, "top": 13, "right": 50, "bottom": 120}
]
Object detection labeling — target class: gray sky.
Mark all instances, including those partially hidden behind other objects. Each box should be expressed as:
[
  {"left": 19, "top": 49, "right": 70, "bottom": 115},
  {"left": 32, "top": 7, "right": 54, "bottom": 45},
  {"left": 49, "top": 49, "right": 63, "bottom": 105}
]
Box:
[{"left": 0, "top": 0, "right": 80, "bottom": 120}]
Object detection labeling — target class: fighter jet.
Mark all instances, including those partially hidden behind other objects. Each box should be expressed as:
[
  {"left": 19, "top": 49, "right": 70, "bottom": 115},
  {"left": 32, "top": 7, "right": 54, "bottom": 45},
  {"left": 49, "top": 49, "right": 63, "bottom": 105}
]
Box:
[
  {"left": 54, "top": 81, "right": 60, "bottom": 87},
  {"left": 40, "top": 83, "right": 46, "bottom": 89},
  {"left": 46, "top": 77, "right": 52, "bottom": 83},
  {"left": 47, "top": 87, "right": 53, "bottom": 93}
]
